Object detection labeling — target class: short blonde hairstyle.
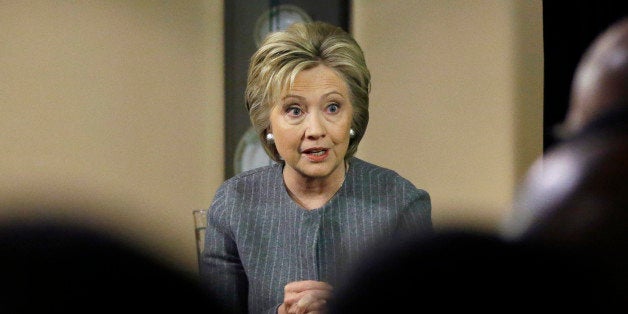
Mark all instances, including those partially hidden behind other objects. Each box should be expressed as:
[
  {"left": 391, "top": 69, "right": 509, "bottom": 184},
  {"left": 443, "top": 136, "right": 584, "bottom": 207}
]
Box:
[{"left": 245, "top": 21, "right": 371, "bottom": 162}]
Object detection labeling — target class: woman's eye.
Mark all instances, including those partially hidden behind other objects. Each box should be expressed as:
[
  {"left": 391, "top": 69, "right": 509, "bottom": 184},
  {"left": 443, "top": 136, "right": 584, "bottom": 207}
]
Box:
[
  {"left": 327, "top": 103, "right": 340, "bottom": 113},
  {"left": 287, "top": 106, "right": 302, "bottom": 116}
]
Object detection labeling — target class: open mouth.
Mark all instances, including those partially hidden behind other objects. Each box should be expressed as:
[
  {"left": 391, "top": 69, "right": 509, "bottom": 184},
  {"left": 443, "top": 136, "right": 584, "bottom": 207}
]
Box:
[
  {"left": 301, "top": 147, "right": 329, "bottom": 159},
  {"left": 307, "top": 149, "right": 327, "bottom": 156}
]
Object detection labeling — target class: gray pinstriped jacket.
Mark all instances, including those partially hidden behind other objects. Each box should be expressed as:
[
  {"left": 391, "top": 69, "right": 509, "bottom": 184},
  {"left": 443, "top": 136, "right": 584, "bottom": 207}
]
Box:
[{"left": 200, "top": 158, "right": 432, "bottom": 313}]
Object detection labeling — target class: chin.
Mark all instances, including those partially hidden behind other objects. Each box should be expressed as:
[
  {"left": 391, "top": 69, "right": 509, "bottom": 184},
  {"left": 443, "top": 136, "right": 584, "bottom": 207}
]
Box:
[
  {"left": 300, "top": 167, "right": 333, "bottom": 179},
  {"left": 304, "top": 161, "right": 345, "bottom": 178}
]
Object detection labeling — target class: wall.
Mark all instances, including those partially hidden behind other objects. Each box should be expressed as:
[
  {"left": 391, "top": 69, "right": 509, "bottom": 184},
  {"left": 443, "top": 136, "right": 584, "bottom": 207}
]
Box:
[
  {"left": 0, "top": 0, "right": 542, "bottom": 275},
  {"left": 0, "top": 1, "right": 224, "bottom": 274},
  {"left": 352, "top": 0, "right": 543, "bottom": 232}
]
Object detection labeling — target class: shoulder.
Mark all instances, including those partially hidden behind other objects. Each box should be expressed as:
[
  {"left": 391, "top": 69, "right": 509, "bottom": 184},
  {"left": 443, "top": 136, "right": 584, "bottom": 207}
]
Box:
[
  {"left": 346, "top": 159, "right": 432, "bottom": 232},
  {"left": 350, "top": 158, "right": 400, "bottom": 179},
  {"left": 221, "top": 163, "right": 281, "bottom": 190},
  {"left": 350, "top": 158, "right": 427, "bottom": 191},
  {"left": 211, "top": 164, "right": 282, "bottom": 206},
  {"left": 350, "top": 158, "right": 404, "bottom": 178}
]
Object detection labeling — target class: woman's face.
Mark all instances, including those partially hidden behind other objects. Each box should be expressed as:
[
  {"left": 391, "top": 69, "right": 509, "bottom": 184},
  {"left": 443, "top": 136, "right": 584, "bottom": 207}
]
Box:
[{"left": 269, "top": 64, "right": 353, "bottom": 181}]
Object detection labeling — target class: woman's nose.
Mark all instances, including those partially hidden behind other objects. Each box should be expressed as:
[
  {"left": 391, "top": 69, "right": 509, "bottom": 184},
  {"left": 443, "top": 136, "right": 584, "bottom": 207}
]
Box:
[{"left": 304, "top": 112, "right": 325, "bottom": 139}]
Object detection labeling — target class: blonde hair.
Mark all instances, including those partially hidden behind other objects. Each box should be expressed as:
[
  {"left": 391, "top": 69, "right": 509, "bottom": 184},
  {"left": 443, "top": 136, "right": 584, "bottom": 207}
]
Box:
[{"left": 245, "top": 21, "right": 371, "bottom": 162}]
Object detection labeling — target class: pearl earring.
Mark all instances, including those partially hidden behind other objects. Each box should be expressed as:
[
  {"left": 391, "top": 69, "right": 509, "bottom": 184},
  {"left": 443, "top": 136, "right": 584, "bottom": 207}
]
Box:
[
  {"left": 349, "top": 129, "right": 356, "bottom": 138},
  {"left": 266, "top": 133, "right": 274, "bottom": 143}
]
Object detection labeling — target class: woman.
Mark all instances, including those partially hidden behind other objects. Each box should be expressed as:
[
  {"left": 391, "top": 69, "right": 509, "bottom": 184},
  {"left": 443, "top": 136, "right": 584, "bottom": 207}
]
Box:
[{"left": 200, "top": 21, "right": 432, "bottom": 314}]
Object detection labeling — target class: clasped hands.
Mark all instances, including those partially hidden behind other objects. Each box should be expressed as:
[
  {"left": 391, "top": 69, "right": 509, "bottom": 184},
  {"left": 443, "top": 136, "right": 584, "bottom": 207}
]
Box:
[{"left": 278, "top": 280, "right": 333, "bottom": 314}]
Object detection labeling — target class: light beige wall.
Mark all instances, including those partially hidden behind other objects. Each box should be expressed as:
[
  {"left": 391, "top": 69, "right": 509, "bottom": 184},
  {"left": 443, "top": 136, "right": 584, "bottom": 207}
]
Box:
[
  {"left": 0, "top": 0, "right": 542, "bottom": 275},
  {"left": 352, "top": 0, "right": 543, "bottom": 232},
  {"left": 0, "top": 1, "right": 224, "bottom": 275}
]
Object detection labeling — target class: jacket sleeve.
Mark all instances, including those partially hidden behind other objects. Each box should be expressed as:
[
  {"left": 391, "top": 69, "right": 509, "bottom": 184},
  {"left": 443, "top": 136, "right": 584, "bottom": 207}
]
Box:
[
  {"left": 398, "top": 186, "right": 433, "bottom": 236},
  {"left": 199, "top": 184, "right": 249, "bottom": 314}
]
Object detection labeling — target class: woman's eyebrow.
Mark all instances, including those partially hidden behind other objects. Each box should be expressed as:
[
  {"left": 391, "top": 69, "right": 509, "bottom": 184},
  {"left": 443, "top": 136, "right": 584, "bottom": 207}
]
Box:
[
  {"left": 322, "top": 91, "right": 344, "bottom": 98},
  {"left": 282, "top": 91, "right": 344, "bottom": 101},
  {"left": 282, "top": 94, "right": 305, "bottom": 101}
]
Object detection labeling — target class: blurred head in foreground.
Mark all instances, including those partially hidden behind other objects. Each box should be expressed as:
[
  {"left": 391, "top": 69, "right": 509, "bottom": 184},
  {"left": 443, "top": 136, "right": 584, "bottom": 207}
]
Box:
[
  {"left": 0, "top": 219, "right": 227, "bottom": 313},
  {"left": 560, "top": 17, "right": 628, "bottom": 138}
]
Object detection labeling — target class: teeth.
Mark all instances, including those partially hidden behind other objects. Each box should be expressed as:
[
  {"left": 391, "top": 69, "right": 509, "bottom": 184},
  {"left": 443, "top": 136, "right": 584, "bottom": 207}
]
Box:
[{"left": 305, "top": 149, "right": 326, "bottom": 156}]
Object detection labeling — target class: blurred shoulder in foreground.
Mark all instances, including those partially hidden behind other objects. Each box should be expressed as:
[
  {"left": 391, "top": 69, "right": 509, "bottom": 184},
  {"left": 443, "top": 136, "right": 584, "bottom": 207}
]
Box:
[
  {"left": 501, "top": 113, "right": 628, "bottom": 296},
  {"left": 503, "top": 110, "right": 628, "bottom": 247},
  {"left": 0, "top": 219, "right": 228, "bottom": 313},
  {"left": 329, "top": 231, "right": 622, "bottom": 313}
]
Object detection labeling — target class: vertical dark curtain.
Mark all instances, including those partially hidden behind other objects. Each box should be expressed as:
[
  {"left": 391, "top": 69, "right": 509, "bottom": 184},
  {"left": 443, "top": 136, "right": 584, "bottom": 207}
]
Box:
[{"left": 543, "top": 1, "right": 628, "bottom": 150}]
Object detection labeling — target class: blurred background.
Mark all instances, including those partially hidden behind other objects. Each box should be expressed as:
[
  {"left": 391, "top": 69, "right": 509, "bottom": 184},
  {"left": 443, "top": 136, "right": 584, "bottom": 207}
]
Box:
[{"left": 1, "top": 1, "right": 543, "bottom": 275}]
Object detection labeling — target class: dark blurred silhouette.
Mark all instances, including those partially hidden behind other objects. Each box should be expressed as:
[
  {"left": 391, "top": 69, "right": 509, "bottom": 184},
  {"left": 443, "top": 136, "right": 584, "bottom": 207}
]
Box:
[
  {"left": 503, "top": 112, "right": 628, "bottom": 296},
  {"left": 0, "top": 218, "right": 228, "bottom": 313},
  {"left": 505, "top": 111, "right": 627, "bottom": 243},
  {"left": 328, "top": 231, "right": 619, "bottom": 313},
  {"left": 559, "top": 17, "right": 628, "bottom": 138}
]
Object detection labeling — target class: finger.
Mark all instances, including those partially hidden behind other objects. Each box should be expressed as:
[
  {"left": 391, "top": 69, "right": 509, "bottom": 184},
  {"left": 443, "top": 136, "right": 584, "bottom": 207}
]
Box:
[
  {"left": 295, "top": 294, "right": 331, "bottom": 314},
  {"left": 283, "top": 281, "right": 333, "bottom": 305},
  {"left": 304, "top": 299, "right": 327, "bottom": 313},
  {"left": 309, "top": 288, "right": 333, "bottom": 300},
  {"left": 284, "top": 287, "right": 333, "bottom": 306},
  {"left": 284, "top": 290, "right": 307, "bottom": 305},
  {"left": 295, "top": 294, "right": 316, "bottom": 314},
  {"left": 285, "top": 280, "right": 333, "bottom": 293},
  {"left": 285, "top": 304, "right": 297, "bottom": 314}
]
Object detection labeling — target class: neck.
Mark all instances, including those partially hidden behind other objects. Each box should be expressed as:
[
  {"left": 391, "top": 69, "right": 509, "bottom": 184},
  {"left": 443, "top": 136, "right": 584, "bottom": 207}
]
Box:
[{"left": 283, "top": 161, "right": 348, "bottom": 210}]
